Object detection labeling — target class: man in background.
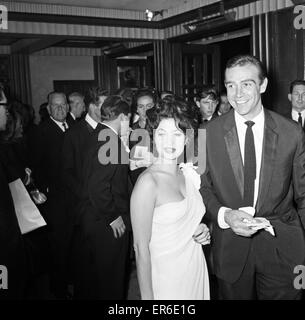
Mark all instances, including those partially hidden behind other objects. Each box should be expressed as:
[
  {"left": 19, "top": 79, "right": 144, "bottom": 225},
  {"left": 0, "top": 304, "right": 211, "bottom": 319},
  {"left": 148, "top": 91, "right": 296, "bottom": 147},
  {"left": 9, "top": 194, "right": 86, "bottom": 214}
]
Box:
[
  {"left": 61, "top": 87, "right": 109, "bottom": 298},
  {"left": 66, "top": 92, "right": 85, "bottom": 126},
  {"left": 77, "top": 95, "right": 131, "bottom": 299},
  {"left": 217, "top": 90, "right": 232, "bottom": 116},
  {"left": 195, "top": 86, "right": 219, "bottom": 128},
  {"left": 287, "top": 80, "right": 305, "bottom": 130},
  {"left": 31, "top": 92, "right": 70, "bottom": 299}
]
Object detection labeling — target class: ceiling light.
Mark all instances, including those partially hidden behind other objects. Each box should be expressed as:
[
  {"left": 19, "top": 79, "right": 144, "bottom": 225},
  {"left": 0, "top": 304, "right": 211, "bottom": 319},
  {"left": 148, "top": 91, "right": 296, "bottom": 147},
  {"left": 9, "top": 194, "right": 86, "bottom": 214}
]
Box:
[{"left": 145, "top": 9, "right": 163, "bottom": 21}]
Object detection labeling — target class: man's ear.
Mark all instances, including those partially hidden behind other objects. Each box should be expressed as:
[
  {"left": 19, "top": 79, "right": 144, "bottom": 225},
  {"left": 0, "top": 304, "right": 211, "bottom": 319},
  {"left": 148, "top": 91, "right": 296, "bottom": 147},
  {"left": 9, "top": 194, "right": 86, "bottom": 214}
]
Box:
[
  {"left": 195, "top": 100, "right": 200, "bottom": 108},
  {"left": 47, "top": 105, "right": 51, "bottom": 114},
  {"left": 288, "top": 93, "right": 292, "bottom": 102},
  {"left": 260, "top": 77, "right": 268, "bottom": 94}
]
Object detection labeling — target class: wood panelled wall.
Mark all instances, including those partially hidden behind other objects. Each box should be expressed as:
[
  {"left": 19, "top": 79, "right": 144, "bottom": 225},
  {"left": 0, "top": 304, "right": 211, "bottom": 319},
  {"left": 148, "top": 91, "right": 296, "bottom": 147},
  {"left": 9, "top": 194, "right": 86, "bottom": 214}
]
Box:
[{"left": 94, "top": 55, "right": 117, "bottom": 93}]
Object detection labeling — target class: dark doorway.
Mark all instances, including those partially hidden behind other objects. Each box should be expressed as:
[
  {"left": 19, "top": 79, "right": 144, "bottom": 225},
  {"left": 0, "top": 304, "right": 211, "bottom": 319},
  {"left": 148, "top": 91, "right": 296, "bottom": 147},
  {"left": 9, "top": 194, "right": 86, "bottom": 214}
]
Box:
[{"left": 219, "top": 35, "right": 251, "bottom": 90}]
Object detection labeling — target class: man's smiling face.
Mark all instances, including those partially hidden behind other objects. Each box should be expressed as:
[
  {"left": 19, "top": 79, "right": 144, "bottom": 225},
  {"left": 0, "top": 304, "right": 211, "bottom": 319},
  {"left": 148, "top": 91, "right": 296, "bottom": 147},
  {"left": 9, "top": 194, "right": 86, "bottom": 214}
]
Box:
[{"left": 225, "top": 64, "right": 268, "bottom": 120}]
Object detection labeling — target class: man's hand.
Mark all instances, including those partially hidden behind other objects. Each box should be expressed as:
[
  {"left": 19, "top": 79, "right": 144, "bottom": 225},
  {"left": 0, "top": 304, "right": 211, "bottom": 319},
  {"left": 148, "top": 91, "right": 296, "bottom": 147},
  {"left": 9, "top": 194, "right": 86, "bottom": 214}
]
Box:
[
  {"left": 193, "top": 223, "right": 210, "bottom": 245},
  {"left": 110, "top": 216, "right": 126, "bottom": 239},
  {"left": 224, "top": 209, "right": 258, "bottom": 237}
]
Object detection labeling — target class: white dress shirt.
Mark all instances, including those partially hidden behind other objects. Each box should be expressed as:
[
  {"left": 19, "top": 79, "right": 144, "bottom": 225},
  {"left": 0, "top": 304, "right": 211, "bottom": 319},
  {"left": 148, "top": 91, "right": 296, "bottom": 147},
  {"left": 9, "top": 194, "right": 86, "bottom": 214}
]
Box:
[
  {"left": 292, "top": 109, "right": 305, "bottom": 127},
  {"left": 202, "top": 115, "right": 213, "bottom": 121},
  {"left": 50, "top": 116, "right": 68, "bottom": 132},
  {"left": 218, "top": 108, "right": 265, "bottom": 228},
  {"left": 70, "top": 112, "right": 76, "bottom": 121},
  {"left": 85, "top": 113, "right": 98, "bottom": 129}
]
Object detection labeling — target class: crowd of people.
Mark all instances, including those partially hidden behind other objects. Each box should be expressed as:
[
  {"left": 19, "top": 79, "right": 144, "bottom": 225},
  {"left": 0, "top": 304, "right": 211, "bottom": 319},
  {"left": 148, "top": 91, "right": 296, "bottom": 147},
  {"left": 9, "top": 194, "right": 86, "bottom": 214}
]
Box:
[{"left": 1, "top": 54, "right": 305, "bottom": 300}]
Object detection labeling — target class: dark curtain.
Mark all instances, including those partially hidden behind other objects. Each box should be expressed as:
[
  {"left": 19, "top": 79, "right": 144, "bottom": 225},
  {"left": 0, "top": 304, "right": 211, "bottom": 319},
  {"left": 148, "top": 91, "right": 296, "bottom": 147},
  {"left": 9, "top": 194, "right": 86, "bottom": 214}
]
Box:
[
  {"left": 94, "top": 55, "right": 117, "bottom": 93},
  {"left": 9, "top": 54, "right": 32, "bottom": 105}
]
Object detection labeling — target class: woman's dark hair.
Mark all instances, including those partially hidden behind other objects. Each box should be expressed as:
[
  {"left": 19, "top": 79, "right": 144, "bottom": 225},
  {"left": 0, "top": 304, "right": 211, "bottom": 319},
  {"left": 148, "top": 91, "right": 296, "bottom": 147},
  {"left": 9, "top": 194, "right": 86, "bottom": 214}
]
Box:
[
  {"left": 115, "top": 87, "right": 135, "bottom": 107},
  {"left": 9, "top": 100, "right": 35, "bottom": 133},
  {"left": 1, "top": 102, "right": 24, "bottom": 143},
  {"left": 100, "top": 95, "right": 131, "bottom": 121},
  {"left": 39, "top": 102, "right": 49, "bottom": 123},
  {"left": 146, "top": 96, "right": 199, "bottom": 137},
  {"left": 135, "top": 88, "right": 156, "bottom": 105},
  {"left": 160, "top": 90, "right": 174, "bottom": 100}
]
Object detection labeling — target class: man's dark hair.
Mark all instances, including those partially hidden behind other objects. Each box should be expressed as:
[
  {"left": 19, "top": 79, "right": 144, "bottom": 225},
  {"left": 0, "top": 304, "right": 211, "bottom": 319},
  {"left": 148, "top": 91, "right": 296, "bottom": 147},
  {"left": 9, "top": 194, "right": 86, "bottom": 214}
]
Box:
[
  {"left": 225, "top": 54, "right": 267, "bottom": 83},
  {"left": 100, "top": 95, "right": 130, "bottom": 121},
  {"left": 289, "top": 80, "right": 305, "bottom": 93},
  {"left": 196, "top": 85, "right": 219, "bottom": 102},
  {"left": 88, "top": 87, "right": 109, "bottom": 106}
]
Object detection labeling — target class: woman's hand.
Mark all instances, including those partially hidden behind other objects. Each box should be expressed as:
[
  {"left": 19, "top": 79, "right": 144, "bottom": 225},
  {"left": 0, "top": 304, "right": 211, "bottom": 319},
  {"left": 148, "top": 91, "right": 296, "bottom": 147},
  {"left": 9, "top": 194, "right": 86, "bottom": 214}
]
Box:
[{"left": 192, "top": 223, "right": 210, "bottom": 245}]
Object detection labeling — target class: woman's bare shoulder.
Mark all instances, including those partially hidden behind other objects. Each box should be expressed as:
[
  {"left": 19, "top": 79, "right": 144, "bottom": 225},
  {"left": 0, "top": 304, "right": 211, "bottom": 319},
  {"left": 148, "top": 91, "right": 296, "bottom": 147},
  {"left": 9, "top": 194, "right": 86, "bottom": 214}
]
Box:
[{"left": 135, "top": 167, "right": 158, "bottom": 190}]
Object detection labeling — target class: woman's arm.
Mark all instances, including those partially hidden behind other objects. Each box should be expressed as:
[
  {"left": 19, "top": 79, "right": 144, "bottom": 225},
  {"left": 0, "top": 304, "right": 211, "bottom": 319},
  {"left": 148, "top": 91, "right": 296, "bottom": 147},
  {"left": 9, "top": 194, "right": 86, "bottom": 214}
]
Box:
[{"left": 130, "top": 172, "right": 156, "bottom": 300}]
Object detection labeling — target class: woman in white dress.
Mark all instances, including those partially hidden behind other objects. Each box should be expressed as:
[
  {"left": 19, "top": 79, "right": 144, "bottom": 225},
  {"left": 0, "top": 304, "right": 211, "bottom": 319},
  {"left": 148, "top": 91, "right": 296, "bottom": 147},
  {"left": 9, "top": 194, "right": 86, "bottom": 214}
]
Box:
[{"left": 131, "top": 97, "right": 210, "bottom": 300}]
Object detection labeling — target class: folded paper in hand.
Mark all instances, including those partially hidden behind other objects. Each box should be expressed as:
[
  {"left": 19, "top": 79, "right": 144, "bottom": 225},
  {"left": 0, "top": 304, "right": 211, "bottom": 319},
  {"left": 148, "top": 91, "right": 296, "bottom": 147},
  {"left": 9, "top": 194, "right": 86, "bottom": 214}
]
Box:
[
  {"left": 239, "top": 206, "right": 275, "bottom": 236},
  {"left": 9, "top": 178, "right": 47, "bottom": 234}
]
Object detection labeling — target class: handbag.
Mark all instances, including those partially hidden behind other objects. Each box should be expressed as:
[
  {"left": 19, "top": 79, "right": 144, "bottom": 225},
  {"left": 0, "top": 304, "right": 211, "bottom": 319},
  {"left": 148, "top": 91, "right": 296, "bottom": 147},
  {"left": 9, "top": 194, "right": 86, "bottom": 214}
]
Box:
[{"left": 8, "top": 178, "right": 47, "bottom": 234}]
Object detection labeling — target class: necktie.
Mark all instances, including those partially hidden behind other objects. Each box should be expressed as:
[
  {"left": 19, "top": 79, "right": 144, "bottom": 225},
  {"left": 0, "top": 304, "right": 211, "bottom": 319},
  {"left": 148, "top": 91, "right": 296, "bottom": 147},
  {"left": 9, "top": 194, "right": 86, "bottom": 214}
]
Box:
[
  {"left": 298, "top": 113, "right": 303, "bottom": 126},
  {"left": 244, "top": 121, "right": 256, "bottom": 207},
  {"left": 62, "top": 122, "right": 67, "bottom": 132}
]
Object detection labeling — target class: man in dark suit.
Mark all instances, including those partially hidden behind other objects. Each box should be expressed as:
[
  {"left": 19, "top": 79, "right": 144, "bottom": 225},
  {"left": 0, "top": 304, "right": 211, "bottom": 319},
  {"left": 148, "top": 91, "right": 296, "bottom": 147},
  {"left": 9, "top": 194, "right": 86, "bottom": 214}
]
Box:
[
  {"left": 61, "top": 88, "right": 108, "bottom": 295},
  {"left": 77, "top": 95, "right": 131, "bottom": 299},
  {"left": 31, "top": 92, "right": 70, "bottom": 298},
  {"left": 195, "top": 86, "right": 219, "bottom": 128},
  {"left": 0, "top": 102, "right": 27, "bottom": 299},
  {"left": 62, "top": 88, "right": 108, "bottom": 200},
  {"left": 66, "top": 92, "right": 85, "bottom": 127},
  {"left": 201, "top": 55, "right": 305, "bottom": 300},
  {"left": 287, "top": 80, "right": 305, "bottom": 129}
]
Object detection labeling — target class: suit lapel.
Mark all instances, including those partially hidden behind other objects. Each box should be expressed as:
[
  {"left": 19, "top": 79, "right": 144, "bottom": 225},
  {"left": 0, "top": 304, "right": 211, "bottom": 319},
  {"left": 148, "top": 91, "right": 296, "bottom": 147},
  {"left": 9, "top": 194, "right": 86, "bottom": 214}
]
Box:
[
  {"left": 223, "top": 111, "right": 244, "bottom": 198},
  {"left": 256, "top": 109, "right": 278, "bottom": 212},
  {"left": 47, "top": 118, "right": 65, "bottom": 136}
]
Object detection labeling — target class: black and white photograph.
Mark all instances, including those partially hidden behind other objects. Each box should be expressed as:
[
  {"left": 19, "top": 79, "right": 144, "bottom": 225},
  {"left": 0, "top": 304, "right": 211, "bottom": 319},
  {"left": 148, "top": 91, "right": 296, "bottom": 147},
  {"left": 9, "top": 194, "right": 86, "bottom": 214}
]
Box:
[{"left": 1, "top": 0, "right": 305, "bottom": 307}]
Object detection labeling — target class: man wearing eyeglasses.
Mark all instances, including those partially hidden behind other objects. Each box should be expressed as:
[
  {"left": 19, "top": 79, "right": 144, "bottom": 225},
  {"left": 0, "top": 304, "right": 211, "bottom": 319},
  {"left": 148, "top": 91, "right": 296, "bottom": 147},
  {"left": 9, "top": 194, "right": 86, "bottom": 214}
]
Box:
[{"left": 288, "top": 80, "right": 305, "bottom": 130}]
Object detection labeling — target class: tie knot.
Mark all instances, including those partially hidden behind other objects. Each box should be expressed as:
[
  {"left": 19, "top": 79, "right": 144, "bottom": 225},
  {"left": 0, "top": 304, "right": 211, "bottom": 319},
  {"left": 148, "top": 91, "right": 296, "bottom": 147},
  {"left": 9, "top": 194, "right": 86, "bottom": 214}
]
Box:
[
  {"left": 299, "top": 112, "right": 302, "bottom": 117},
  {"left": 62, "top": 122, "right": 67, "bottom": 131},
  {"left": 245, "top": 121, "right": 255, "bottom": 128}
]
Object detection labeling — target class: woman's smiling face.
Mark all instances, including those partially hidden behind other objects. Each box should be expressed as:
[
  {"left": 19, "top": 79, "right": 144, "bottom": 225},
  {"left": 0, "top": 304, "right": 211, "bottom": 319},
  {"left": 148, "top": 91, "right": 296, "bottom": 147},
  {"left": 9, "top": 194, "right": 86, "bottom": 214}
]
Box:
[{"left": 154, "top": 118, "right": 186, "bottom": 162}]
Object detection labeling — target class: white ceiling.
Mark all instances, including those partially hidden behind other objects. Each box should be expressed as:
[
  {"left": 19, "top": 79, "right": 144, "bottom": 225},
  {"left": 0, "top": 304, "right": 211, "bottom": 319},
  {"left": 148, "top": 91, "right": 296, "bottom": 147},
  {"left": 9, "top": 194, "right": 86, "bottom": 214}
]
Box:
[{"left": 13, "top": 0, "right": 190, "bottom": 11}]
